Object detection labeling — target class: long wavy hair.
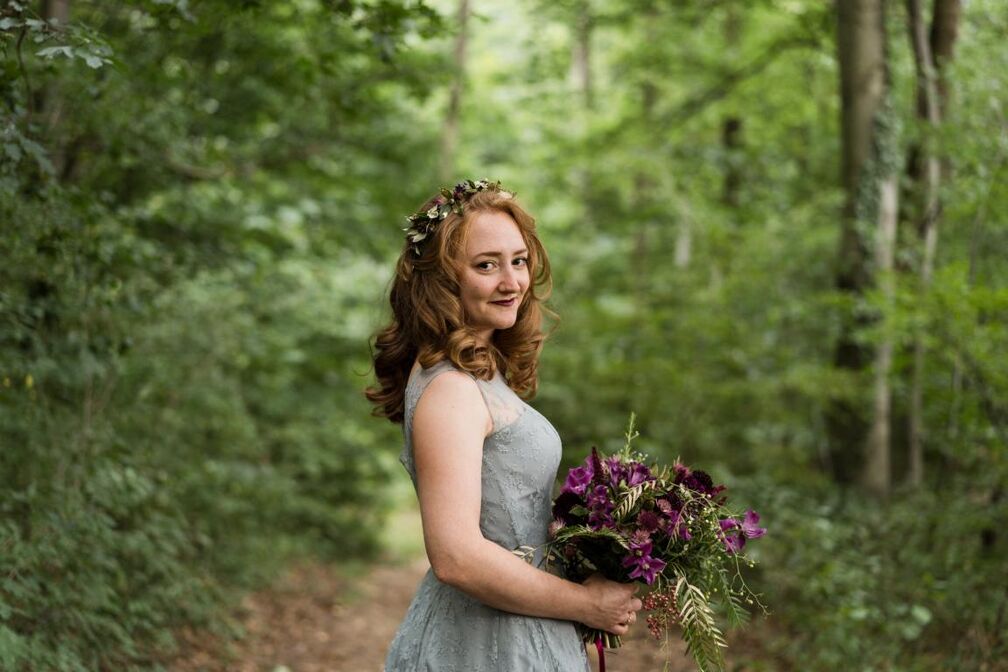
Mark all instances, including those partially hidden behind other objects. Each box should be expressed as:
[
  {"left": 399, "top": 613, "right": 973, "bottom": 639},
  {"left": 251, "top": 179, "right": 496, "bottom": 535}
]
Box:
[{"left": 365, "top": 186, "right": 555, "bottom": 424}]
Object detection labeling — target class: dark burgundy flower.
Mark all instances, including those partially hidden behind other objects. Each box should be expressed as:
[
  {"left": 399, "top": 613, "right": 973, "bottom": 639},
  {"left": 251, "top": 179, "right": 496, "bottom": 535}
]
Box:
[
  {"left": 590, "top": 446, "right": 606, "bottom": 486},
  {"left": 683, "top": 470, "right": 714, "bottom": 495},
  {"left": 673, "top": 461, "right": 691, "bottom": 484},
  {"left": 552, "top": 490, "right": 584, "bottom": 524},
  {"left": 638, "top": 510, "right": 660, "bottom": 533}
]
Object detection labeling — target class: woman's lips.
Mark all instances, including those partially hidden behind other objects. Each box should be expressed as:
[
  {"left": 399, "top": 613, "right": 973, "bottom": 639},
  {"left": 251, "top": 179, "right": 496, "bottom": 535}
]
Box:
[{"left": 491, "top": 298, "right": 516, "bottom": 306}]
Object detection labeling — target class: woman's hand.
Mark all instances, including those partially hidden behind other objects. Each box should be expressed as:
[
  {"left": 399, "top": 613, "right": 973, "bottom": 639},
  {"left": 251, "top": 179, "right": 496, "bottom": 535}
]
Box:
[{"left": 580, "top": 574, "right": 643, "bottom": 635}]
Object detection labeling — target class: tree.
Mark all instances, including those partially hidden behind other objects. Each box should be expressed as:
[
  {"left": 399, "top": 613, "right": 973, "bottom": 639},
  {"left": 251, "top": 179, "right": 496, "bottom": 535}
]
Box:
[
  {"left": 905, "top": 0, "right": 961, "bottom": 487},
  {"left": 440, "top": 0, "right": 471, "bottom": 183},
  {"left": 828, "top": 0, "right": 900, "bottom": 497}
]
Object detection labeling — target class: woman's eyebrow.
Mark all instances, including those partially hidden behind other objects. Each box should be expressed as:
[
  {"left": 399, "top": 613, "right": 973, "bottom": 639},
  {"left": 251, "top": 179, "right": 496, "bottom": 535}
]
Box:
[{"left": 473, "top": 248, "right": 529, "bottom": 259}]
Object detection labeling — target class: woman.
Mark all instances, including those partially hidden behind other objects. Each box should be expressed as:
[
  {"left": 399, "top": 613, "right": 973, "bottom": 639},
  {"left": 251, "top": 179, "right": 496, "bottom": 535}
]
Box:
[{"left": 367, "top": 179, "right": 641, "bottom": 671}]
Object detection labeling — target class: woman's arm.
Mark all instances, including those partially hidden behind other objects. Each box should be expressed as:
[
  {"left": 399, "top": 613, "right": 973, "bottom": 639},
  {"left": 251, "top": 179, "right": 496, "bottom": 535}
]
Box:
[{"left": 412, "top": 371, "right": 639, "bottom": 634}]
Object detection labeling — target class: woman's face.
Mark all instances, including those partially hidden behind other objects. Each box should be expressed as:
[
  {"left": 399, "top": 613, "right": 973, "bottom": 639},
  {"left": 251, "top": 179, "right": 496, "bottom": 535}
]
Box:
[{"left": 458, "top": 210, "right": 531, "bottom": 344}]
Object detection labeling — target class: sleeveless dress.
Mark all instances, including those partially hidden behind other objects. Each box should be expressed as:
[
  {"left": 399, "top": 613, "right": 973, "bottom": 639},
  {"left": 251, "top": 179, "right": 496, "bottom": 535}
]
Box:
[{"left": 384, "top": 360, "right": 591, "bottom": 672}]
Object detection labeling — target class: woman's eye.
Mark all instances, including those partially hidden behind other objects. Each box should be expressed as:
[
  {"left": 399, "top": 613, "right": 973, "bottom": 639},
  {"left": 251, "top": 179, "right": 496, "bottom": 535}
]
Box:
[
  {"left": 476, "top": 262, "right": 495, "bottom": 271},
  {"left": 513, "top": 257, "right": 529, "bottom": 267}
]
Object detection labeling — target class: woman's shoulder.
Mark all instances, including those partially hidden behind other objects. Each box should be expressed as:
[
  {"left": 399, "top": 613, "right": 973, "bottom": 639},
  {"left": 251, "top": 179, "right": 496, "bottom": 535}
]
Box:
[{"left": 409, "top": 359, "right": 494, "bottom": 436}]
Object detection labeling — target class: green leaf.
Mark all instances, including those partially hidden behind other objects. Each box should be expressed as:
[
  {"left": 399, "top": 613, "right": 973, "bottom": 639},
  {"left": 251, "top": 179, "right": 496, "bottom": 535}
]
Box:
[{"left": 36, "top": 46, "right": 74, "bottom": 60}]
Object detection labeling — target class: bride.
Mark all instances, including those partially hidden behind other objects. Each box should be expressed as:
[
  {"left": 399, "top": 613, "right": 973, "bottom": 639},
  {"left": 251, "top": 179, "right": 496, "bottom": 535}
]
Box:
[{"left": 367, "top": 179, "right": 641, "bottom": 671}]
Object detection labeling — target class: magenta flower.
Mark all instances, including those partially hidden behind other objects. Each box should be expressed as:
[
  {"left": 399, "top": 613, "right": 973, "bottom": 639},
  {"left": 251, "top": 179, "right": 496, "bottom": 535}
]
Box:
[
  {"left": 719, "top": 509, "right": 766, "bottom": 554},
  {"left": 605, "top": 456, "right": 627, "bottom": 487},
  {"left": 562, "top": 464, "right": 593, "bottom": 496},
  {"left": 741, "top": 510, "right": 766, "bottom": 538},
  {"left": 621, "top": 539, "right": 667, "bottom": 584},
  {"left": 722, "top": 533, "right": 745, "bottom": 554},
  {"left": 626, "top": 462, "right": 653, "bottom": 487}
]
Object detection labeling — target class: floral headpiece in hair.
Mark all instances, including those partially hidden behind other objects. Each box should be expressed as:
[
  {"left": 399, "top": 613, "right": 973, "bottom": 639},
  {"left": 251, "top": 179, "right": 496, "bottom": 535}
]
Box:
[{"left": 403, "top": 178, "right": 506, "bottom": 256}]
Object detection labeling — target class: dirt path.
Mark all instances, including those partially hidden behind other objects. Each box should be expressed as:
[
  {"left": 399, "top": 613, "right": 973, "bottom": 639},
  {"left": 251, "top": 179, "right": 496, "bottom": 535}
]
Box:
[
  {"left": 167, "top": 552, "right": 720, "bottom": 672},
  {"left": 166, "top": 502, "right": 763, "bottom": 671}
]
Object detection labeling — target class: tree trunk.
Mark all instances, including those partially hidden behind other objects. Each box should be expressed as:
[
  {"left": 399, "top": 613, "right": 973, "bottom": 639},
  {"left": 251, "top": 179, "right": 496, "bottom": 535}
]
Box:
[
  {"left": 905, "top": 0, "right": 960, "bottom": 487},
  {"left": 930, "top": 0, "right": 961, "bottom": 118},
  {"left": 721, "top": 6, "right": 743, "bottom": 210},
  {"left": 439, "top": 0, "right": 470, "bottom": 184},
  {"left": 571, "top": 0, "right": 593, "bottom": 110},
  {"left": 39, "top": 0, "right": 71, "bottom": 179},
  {"left": 42, "top": 0, "right": 69, "bottom": 28},
  {"left": 570, "top": 0, "right": 595, "bottom": 231},
  {"left": 865, "top": 176, "right": 898, "bottom": 496},
  {"left": 827, "top": 0, "right": 896, "bottom": 496}
]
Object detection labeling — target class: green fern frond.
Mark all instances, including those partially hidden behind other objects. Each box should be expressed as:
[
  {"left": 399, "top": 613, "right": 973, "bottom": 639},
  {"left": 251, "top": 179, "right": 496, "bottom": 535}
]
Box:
[
  {"left": 613, "top": 480, "right": 661, "bottom": 519},
  {"left": 553, "top": 524, "right": 630, "bottom": 549},
  {"left": 675, "top": 575, "right": 727, "bottom": 672}
]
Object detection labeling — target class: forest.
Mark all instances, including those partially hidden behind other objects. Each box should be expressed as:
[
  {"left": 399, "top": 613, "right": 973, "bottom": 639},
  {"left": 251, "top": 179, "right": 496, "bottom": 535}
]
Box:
[{"left": 1, "top": 0, "right": 1005, "bottom": 670}]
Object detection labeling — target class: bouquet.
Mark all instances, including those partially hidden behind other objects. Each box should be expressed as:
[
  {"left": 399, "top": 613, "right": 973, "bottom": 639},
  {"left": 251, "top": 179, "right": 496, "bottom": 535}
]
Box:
[{"left": 547, "top": 414, "right": 766, "bottom": 672}]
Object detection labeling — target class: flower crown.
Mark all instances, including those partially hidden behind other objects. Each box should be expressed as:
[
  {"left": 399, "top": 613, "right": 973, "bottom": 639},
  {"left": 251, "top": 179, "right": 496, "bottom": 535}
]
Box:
[{"left": 403, "top": 178, "right": 507, "bottom": 256}]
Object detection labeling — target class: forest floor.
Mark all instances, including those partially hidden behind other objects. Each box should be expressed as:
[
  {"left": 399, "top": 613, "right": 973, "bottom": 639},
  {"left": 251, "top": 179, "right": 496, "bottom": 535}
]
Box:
[{"left": 166, "top": 507, "right": 772, "bottom": 672}]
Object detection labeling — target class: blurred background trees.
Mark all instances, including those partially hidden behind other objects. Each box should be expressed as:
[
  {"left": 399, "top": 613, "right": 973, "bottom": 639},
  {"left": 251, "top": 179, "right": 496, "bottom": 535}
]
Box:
[{"left": 1, "top": 0, "right": 1005, "bottom": 669}]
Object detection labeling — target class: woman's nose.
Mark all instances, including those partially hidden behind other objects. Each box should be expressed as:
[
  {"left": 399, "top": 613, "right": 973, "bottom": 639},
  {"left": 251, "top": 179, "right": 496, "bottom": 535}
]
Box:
[{"left": 499, "top": 265, "right": 521, "bottom": 291}]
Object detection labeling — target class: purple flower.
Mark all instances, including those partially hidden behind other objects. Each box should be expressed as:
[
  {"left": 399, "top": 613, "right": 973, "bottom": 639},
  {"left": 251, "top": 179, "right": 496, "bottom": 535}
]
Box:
[
  {"left": 626, "top": 462, "right": 653, "bottom": 487},
  {"left": 621, "top": 539, "right": 667, "bottom": 585},
  {"left": 629, "top": 528, "right": 652, "bottom": 545},
  {"left": 741, "top": 510, "right": 766, "bottom": 539},
  {"left": 562, "top": 465, "right": 593, "bottom": 496},
  {"left": 605, "top": 456, "right": 627, "bottom": 487},
  {"left": 586, "top": 484, "right": 615, "bottom": 530},
  {"left": 586, "top": 484, "right": 610, "bottom": 508},
  {"left": 605, "top": 457, "right": 654, "bottom": 488},
  {"left": 719, "top": 509, "right": 765, "bottom": 554},
  {"left": 722, "top": 533, "right": 745, "bottom": 554},
  {"left": 655, "top": 497, "right": 676, "bottom": 516}
]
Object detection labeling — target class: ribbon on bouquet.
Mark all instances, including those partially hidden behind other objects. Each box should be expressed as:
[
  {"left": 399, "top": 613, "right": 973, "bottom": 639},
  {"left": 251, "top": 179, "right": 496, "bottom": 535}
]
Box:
[{"left": 595, "top": 634, "right": 606, "bottom": 672}]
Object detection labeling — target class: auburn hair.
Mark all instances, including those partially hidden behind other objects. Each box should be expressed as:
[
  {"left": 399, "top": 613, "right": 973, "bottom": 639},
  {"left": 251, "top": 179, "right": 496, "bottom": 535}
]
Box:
[{"left": 365, "top": 187, "right": 555, "bottom": 423}]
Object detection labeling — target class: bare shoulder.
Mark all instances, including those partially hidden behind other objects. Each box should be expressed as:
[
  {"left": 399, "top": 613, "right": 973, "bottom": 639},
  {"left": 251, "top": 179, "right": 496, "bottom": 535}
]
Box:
[{"left": 414, "top": 370, "right": 493, "bottom": 438}]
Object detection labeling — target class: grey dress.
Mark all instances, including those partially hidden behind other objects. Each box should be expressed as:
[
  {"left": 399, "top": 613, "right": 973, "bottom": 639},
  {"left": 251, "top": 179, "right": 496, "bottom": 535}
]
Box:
[{"left": 384, "top": 360, "right": 591, "bottom": 672}]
